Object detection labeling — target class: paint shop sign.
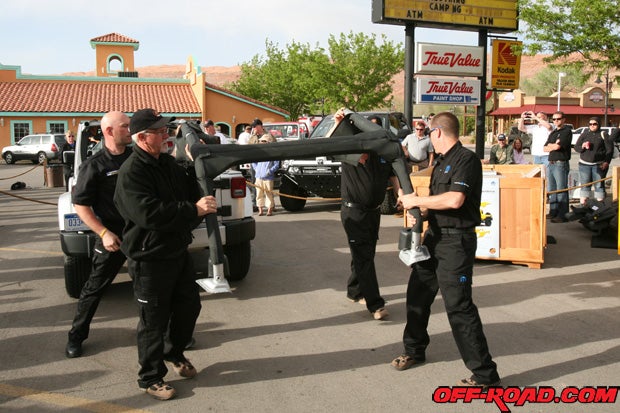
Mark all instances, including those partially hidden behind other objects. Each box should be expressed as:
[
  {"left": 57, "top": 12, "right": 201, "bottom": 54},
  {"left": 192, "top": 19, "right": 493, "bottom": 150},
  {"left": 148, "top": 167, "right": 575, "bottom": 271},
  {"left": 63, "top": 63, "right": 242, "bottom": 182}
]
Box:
[
  {"left": 416, "top": 78, "right": 481, "bottom": 105},
  {"left": 415, "top": 43, "right": 483, "bottom": 105}
]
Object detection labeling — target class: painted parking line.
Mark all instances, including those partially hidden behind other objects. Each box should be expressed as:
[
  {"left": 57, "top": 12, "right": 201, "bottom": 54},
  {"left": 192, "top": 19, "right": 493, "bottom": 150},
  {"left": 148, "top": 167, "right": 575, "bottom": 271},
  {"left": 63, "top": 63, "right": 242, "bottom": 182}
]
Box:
[
  {"left": 0, "top": 247, "right": 63, "bottom": 256},
  {"left": 0, "top": 383, "right": 151, "bottom": 413}
]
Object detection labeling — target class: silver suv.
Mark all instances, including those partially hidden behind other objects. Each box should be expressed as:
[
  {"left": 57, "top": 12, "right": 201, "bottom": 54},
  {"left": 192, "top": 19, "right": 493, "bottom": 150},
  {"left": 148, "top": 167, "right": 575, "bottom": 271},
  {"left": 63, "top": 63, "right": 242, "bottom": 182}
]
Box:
[{"left": 2, "top": 133, "right": 66, "bottom": 164}]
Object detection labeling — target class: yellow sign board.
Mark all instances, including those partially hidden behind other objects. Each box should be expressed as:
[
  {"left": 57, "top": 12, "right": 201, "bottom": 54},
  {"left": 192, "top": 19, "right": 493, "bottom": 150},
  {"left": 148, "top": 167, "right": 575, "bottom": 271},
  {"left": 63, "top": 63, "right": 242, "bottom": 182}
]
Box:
[
  {"left": 491, "top": 39, "right": 521, "bottom": 89},
  {"left": 373, "top": 0, "right": 518, "bottom": 33}
]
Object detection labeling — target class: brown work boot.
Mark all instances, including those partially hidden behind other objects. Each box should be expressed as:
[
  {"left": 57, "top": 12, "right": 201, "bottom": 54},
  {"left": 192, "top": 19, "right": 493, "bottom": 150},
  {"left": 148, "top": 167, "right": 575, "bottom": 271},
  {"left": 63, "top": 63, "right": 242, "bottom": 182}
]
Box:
[
  {"left": 458, "top": 377, "right": 501, "bottom": 389},
  {"left": 169, "top": 358, "right": 197, "bottom": 378},
  {"left": 144, "top": 381, "right": 176, "bottom": 400}
]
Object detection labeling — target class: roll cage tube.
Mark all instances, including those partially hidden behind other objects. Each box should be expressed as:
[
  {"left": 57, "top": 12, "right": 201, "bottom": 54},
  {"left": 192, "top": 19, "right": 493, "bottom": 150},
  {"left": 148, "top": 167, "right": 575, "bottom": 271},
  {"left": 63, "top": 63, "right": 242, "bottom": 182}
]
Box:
[{"left": 190, "top": 113, "right": 422, "bottom": 274}]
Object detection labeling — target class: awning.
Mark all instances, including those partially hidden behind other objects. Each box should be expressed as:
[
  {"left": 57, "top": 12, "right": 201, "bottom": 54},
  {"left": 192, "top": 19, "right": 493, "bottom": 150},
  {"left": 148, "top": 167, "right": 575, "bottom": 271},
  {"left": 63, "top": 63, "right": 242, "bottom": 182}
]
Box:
[{"left": 489, "top": 104, "right": 606, "bottom": 116}]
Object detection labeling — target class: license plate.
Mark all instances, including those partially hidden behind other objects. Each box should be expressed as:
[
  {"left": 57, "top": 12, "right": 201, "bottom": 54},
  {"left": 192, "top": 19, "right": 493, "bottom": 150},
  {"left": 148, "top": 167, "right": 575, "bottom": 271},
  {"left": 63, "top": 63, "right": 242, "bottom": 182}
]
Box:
[{"left": 64, "top": 213, "right": 89, "bottom": 232}]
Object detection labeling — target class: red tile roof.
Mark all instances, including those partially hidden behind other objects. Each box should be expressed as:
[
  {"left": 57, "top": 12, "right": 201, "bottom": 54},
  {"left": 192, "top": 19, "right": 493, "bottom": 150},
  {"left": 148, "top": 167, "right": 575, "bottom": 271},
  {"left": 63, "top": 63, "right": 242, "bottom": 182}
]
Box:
[
  {"left": 90, "top": 33, "right": 139, "bottom": 44},
  {"left": 0, "top": 81, "right": 201, "bottom": 114}
]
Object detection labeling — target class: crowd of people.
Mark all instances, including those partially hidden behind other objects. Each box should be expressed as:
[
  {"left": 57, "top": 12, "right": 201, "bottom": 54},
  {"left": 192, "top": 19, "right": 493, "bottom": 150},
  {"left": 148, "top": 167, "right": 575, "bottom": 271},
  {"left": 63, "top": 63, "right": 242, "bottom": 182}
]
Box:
[{"left": 60, "top": 106, "right": 617, "bottom": 401}]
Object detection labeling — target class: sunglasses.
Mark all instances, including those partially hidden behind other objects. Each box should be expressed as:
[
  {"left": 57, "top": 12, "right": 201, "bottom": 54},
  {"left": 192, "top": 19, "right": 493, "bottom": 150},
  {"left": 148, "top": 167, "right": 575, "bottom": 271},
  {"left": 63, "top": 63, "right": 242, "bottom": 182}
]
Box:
[
  {"left": 415, "top": 128, "right": 425, "bottom": 131},
  {"left": 589, "top": 123, "right": 599, "bottom": 126},
  {"left": 552, "top": 118, "right": 563, "bottom": 121}
]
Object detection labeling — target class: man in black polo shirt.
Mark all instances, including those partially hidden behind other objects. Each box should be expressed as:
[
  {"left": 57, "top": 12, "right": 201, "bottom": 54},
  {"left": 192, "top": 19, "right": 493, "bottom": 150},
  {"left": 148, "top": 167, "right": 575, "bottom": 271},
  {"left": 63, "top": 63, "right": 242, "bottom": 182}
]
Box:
[
  {"left": 391, "top": 112, "right": 500, "bottom": 388},
  {"left": 544, "top": 111, "right": 573, "bottom": 223},
  {"left": 65, "top": 111, "right": 133, "bottom": 358},
  {"left": 332, "top": 109, "right": 393, "bottom": 320}
]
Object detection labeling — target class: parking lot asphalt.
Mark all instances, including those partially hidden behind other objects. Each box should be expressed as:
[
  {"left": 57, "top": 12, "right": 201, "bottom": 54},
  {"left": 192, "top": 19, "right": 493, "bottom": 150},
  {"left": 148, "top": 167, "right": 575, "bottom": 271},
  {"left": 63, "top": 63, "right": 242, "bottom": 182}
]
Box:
[{"left": 0, "top": 161, "right": 619, "bottom": 413}]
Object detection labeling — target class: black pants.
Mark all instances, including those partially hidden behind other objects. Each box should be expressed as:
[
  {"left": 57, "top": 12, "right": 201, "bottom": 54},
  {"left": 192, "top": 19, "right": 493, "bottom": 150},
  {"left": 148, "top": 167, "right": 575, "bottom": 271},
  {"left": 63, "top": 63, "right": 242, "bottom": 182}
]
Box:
[
  {"left": 68, "top": 237, "right": 126, "bottom": 343},
  {"left": 128, "top": 252, "right": 201, "bottom": 388},
  {"left": 403, "top": 229, "right": 499, "bottom": 384},
  {"left": 340, "top": 205, "right": 385, "bottom": 312},
  {"left": 63, "top": 164, "right": 72, "bottom": 191}
]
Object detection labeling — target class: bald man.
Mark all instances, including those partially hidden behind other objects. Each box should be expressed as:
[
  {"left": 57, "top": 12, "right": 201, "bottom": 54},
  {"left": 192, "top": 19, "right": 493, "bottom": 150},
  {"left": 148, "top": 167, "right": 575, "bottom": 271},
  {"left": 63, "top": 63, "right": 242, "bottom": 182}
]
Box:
[{"left": 65, "top": 111, "right": 133, "bottom": 358}]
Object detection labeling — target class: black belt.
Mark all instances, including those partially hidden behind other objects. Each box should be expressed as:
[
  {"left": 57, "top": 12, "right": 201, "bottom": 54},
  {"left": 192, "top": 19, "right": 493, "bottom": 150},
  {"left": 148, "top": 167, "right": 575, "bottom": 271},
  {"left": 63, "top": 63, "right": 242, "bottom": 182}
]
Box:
[
  {"left": 430, "top": 226, "right": 475, "bottom": 235},
  {"left": 342, "top": 201, "right": 379, "bottom": 211}
]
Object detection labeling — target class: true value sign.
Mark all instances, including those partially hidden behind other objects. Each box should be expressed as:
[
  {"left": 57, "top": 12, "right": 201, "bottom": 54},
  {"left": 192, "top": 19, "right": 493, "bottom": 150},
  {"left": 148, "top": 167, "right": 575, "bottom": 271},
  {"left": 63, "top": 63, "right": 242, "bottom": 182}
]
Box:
[
  {"left": 416, "top": 78, "right": 481, "bottom": 105},
  {"left": 415, "top": 43, "right": 484, "bottom": 76}
]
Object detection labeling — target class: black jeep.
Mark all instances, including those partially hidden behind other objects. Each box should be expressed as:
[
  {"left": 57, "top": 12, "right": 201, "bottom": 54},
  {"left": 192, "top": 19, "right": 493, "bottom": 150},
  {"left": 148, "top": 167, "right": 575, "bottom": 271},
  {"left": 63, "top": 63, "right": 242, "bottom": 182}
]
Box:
[{"left": 277, "top": 112, "right": 411, "bottom": 214}]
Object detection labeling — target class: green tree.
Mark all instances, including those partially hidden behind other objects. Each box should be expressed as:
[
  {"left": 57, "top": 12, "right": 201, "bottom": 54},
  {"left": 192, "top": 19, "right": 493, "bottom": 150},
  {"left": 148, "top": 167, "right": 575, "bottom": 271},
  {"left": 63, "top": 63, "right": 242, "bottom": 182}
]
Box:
[
  {"left": 519, "top": 0, "right": 620, "bottom": 78},
  {"left": 230, "top": 40, "right": 330, "bottom": 120},
  {"left": 326, "top": 32, "right": 404, "bottom": 112},
  {"left": 229, "top": 32, "right": 404, "bottom": 118},
  {"left": 520, "top": 66, "right": 587, "bottom": 97}
]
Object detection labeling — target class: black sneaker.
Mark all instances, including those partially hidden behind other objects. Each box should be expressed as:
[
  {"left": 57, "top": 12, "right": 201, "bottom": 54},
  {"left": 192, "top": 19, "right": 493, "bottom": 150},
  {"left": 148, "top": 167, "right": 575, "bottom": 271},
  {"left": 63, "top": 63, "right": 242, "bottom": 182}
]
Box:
[{"left": 65, "top": 340, "right": 83, "bottom": 358}]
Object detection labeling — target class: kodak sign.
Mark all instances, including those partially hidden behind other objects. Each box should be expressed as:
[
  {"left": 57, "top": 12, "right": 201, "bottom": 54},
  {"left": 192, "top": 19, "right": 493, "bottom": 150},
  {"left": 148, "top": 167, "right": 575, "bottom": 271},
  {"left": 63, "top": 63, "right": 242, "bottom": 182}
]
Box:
[{"left": 491, "top": 40, "right": 521, "bottom": 90}]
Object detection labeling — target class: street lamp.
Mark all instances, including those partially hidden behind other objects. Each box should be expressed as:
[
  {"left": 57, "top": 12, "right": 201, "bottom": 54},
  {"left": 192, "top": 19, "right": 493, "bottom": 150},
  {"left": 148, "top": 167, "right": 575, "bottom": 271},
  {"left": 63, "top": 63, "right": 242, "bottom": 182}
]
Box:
[
  {"left": 595, "top": 69, "right": 613, "bottom": 126},
  {"left": 557, "top": 72, "right": 566, "bottom": 111}
]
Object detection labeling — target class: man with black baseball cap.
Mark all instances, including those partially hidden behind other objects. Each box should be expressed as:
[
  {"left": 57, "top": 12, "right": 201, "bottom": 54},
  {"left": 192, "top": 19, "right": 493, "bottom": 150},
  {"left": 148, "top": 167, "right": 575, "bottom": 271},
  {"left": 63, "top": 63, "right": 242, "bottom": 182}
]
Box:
[
  {"left": 484, "top": 133, "right": 513, "bottom": 165},
  {"left": 114, "top": 108, "right": 218, "bottom": 400},
  {"left": 129, "top": 108, "right": 175, "bottom": 134}
]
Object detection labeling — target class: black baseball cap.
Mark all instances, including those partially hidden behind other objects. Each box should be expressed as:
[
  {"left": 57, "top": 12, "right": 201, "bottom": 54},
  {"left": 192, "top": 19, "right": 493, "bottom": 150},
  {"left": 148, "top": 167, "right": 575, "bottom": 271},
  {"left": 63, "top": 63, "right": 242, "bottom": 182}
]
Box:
[
  {"left": 130, "top": 108, "right": 175, "bottom": 133},
  {"left": 497, "top": 133, "right": 506, "bottom": 141},
  {"left": 251, "top": 118, "right": 263, "bottom": 127}
]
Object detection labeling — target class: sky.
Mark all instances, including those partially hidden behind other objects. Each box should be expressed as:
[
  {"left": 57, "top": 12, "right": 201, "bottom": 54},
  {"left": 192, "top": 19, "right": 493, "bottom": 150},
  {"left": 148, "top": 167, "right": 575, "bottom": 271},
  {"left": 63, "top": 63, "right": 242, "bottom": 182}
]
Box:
[{"left": 0, "top": 0, "right": 496, "bottom": 76}]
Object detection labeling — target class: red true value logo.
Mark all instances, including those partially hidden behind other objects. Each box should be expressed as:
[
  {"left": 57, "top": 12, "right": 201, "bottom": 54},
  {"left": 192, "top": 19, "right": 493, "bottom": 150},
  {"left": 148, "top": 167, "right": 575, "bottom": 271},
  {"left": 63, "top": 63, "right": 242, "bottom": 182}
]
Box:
[
  {"left": 425, "top": 81, "right": 474, "bottom": 95},
  {"left": 421, "top": 51, "right": 481, "bottom": 69}
]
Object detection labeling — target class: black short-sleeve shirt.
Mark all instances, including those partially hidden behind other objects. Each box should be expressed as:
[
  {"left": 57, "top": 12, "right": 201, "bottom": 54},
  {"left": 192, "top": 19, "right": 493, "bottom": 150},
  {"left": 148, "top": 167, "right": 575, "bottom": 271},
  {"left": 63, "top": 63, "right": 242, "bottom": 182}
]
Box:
[
  {"left": 72, "top": 146, "right": 132, "bottom": 233},
  {"left": 340, "top": 153, "right": 393, "bottom": 209},
  {"left": 428, "top": 142, "right": 482, "bottom": 229}
]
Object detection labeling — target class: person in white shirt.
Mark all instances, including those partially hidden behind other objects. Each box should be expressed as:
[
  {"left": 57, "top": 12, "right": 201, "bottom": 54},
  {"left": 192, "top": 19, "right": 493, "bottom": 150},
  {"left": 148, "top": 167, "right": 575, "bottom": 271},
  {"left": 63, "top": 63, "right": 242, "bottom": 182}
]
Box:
[
  {"left": 203, "top": 120, "right": 230, "bottom": 144},
  {"left": 518, "top": 111, "right": 552, "bottom": 167},
  {"left": 237, "top": 125, "right": 252, "bottom": 145},
  {"left": 401, "top": 121, "right": 435, "bottom": 170}
]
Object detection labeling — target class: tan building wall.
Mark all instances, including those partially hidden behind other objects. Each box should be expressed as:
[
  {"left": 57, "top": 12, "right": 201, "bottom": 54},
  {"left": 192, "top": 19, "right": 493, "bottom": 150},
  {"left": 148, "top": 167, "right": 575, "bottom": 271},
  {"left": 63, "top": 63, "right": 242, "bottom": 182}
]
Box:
[{"left": 94, "top": 44, "right": 136, "bottom": 76}]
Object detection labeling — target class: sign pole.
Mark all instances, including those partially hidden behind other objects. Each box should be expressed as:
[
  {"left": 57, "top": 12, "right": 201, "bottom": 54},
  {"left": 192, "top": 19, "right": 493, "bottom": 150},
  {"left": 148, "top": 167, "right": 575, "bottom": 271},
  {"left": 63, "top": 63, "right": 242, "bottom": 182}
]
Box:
[
  {"left": 475, "top": 29, "right": 488, "bottom": 159},
  {"left": 404, "top": 24, "right": 415, "bottom": 127}
]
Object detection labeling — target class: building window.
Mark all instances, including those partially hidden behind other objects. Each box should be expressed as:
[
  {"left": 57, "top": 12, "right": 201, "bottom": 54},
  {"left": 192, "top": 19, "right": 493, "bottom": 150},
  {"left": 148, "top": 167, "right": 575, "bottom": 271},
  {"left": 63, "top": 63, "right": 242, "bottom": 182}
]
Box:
[
  {"left": 48, "top": 121, "right": 67, "bottom": 134},
  {"left": 11, "top": 122, "right": 31, "bottom": 144}
]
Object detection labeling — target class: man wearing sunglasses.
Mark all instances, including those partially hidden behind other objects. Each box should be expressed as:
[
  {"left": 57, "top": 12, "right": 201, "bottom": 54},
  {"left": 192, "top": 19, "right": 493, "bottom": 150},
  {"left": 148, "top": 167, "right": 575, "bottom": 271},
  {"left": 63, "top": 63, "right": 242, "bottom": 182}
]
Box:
[
  {"left": 573, "top": 116, "right": 615, "bottom": 205},
  {"left": 544, "top": 111, "right": 573, "bottom": 223},
  {"left": 393, "top": 112, "right": 500, "bottom": 389},
  {"left": 114, "top": 108, "right": 219, "bottom": 400},
  {"left": 401, "top": 121, "right": 435, "bottom": 170}
]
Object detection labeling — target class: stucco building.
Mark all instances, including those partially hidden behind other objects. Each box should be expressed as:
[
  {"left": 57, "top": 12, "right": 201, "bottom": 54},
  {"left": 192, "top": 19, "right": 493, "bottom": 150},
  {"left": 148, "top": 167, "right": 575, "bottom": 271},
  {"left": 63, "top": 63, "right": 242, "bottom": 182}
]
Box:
[
  {"left": 0, "top": 33, "right": 289, "bottom": 149},
  {"left": 489, "top": 85, "right": 619, "bottom": 134}
]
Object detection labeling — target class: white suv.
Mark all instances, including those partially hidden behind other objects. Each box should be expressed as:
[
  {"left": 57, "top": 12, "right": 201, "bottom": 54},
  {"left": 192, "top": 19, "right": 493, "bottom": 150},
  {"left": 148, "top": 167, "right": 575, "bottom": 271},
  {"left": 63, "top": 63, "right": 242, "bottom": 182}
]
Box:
[
  {"left": 57, "top": 120, "right": 256, "bottom": 298},
  {"left": 571, "top": 126, "right": 618, "bottom": 147},
  {"left": 2, "top": 133, "right": 66, "bottom": 164}
]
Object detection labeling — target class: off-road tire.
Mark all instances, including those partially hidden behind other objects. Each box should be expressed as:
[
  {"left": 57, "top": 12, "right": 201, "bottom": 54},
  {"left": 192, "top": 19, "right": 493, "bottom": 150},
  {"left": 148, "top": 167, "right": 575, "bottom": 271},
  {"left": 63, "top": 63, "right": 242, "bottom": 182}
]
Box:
[
  {"left": 64, "top": 255, "right": 92, "bottom": 298},
  {"left": 279, "top": 177, "right": 307, "bottom": 212},
  {"left": 379, "top": 189, "right": 398, "bottom": 215},
  {"left": 223, "top": 241, "right": 251, "bottom": 281}
]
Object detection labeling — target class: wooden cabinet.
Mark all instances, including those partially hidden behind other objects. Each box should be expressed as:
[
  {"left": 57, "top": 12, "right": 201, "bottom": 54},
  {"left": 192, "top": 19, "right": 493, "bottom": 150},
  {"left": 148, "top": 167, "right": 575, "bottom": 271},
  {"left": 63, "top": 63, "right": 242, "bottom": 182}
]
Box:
[{"left": 407, "top": 164, "right": 547, "bottom": 269}]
